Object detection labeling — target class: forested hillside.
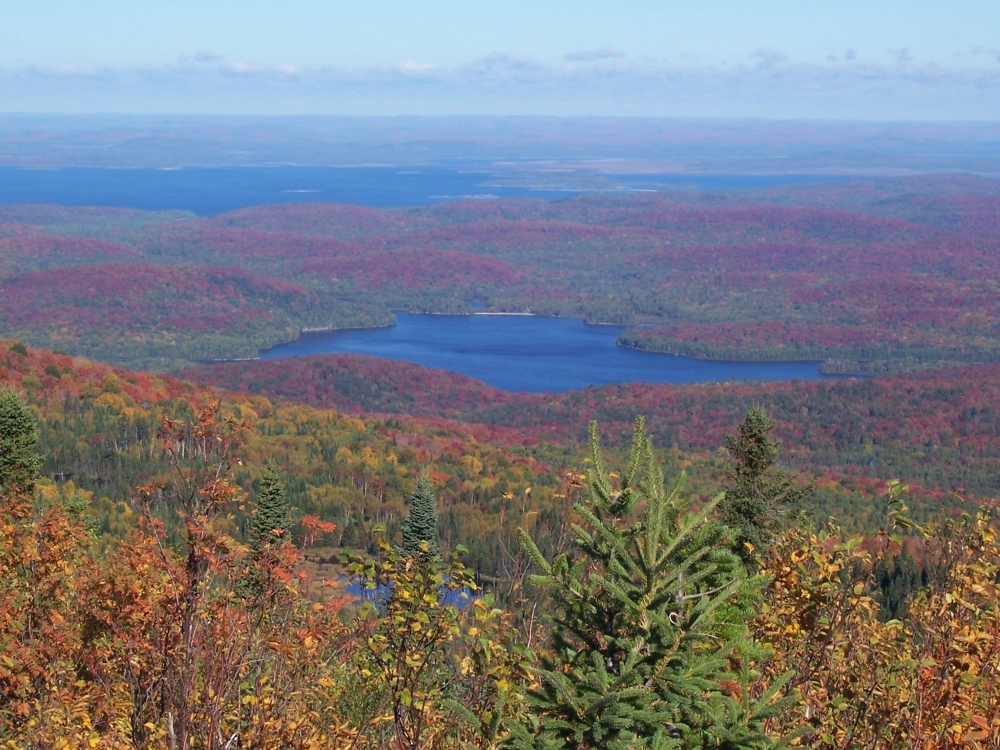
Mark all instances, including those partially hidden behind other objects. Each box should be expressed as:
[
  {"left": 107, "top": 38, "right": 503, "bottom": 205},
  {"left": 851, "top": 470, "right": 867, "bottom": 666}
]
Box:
[
  {"left": 0, "top": 339, "right": 583, "bottom": 577},
  {"left": 5, "top": 365, "right": 1000, "bottom": 748},
  {"left": 9, "top": 333, "right": 945, "bottom": 565},
  {"left": 181, "top": 353, "right": 1000, "bottom": 516},
  {"left": 1, "top": 173, "right": 999, "bottom": 371},
  {"left": 4, "top": 174, "right": 1000, "bottom": 742}
]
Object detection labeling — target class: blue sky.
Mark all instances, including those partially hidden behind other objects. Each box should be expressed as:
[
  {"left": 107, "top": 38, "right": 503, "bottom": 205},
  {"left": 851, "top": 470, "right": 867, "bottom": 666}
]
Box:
[{"left": 3, "top": 1, "right": 999, "bottom": 118}]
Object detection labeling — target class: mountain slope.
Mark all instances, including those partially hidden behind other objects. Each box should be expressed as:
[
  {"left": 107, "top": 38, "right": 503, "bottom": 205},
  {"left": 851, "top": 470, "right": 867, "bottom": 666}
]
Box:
[{"left": 181, "top": 354, "right": 1000, "bottom": 507}]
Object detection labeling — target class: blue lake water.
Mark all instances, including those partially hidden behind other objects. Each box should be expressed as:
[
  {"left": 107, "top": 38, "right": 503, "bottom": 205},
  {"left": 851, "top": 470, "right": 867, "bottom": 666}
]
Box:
[
  {"left": 0, "top": 165, "right": 854, "bottom": 215},
  {"left": 260, "top": 313, "right": 834, "bottom": 393}
]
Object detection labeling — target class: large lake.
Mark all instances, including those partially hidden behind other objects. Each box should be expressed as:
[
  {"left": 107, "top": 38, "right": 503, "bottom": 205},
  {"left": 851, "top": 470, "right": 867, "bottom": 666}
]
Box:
[
  {"left": 260, "top": 313, "right": 834, "bottom": 393},
  {"left": 0, "top": 165, "right": 854, "bottom": 215}
]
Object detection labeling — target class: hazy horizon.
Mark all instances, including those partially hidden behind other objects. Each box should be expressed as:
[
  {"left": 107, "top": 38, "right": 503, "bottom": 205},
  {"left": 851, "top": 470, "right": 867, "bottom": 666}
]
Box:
[
  {"left": 2, "top": 115, "right": 1000, "bottom": 172},
  {"left": 4, "top": 1, "right": 1000, "bottom": 119}
]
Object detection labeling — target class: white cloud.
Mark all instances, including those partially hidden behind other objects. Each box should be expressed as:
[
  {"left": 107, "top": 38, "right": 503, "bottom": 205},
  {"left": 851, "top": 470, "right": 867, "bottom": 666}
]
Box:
[
  {"left": 565, "top": 47, "right": 626, "bottom": 62},
  {"left": 221, "top": 60, "right": 255, "bottom": 76},
  {"left": 750, "top": 48, "right": 787, "bottom": 68},
  {"left": 398, "top": 61, "right": 434, "bottom": 75},
  {"left": 889, "top": 47, "right": 914, "bottom": 65},
  {"left": 972, "top": 46, "right": 1000, "bottom": 64},
  {"left": 467, "top": 53, "right": 548, "bottom": 79},
  {"left": 3, "top": 51, "right": 1000, "bottom": 118}
]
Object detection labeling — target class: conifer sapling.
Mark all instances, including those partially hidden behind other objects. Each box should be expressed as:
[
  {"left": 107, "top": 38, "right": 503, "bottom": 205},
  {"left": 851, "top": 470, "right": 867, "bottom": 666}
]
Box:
[
  {"left": 0, "top": 389, "right": 42, "bottom": 498},
  {"left": 401, "top": 476, "right": 441, "bottom": 558},
  {"left": 721, "top": 406, "right": 811, "bottom": 568},
  {"left": 250, "top": 463, "right": 290, "bottom": 552},
  {"left": 512, "top": 417, "right": 785, "bottom": 749}
]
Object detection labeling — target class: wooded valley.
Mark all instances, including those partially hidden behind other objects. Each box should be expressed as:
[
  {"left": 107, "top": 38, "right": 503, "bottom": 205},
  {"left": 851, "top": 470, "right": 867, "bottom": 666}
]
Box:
[{"left": 4, "top": 172, "right": 1000, "bottom": 747}]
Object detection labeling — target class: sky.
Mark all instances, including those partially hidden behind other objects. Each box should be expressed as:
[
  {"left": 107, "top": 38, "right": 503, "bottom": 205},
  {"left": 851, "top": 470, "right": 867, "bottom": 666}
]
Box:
[{"left": 3, "top": 1, "right": 1000, "bottom": 119}]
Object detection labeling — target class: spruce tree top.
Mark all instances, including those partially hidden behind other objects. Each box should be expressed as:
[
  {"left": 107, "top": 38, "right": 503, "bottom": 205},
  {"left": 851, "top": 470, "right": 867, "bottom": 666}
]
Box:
[
  {"left": 249, "top": 463, "right": 290, "bottom": 552},
  {"left": 401, "top": 476, "right": 440, "bottom": 558},
  {"left": 0, "top": 389, "right": 42, "bottom": 498},
  {"left": 513, "top": 418, "right": 782, "bottom": 749},
  {"left": 726, "top": 407, "right": 781, "bottom": 485},
  {"left": 721, "top": 406, "right": 811, "bottom": 567}
]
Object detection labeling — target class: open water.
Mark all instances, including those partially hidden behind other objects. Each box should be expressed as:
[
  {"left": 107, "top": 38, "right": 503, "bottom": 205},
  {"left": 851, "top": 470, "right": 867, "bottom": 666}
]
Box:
[
  {"left": 0, "top": 165, "right": 852, "bottom": 215},
  {"left": 260, "top": 312, "right": 834, "bottom": 393}
]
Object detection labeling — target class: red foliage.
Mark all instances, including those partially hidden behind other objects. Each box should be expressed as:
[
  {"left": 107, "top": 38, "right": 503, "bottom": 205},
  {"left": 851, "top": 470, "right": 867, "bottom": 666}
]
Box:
[
  {"left": 628, "top": 320, "right": 972, "bottom": 355},
  {"left": 0, "top": 234, "right": 143, "bottom": 272},
  {"left": 0, "top": 335, "right": 217, "bottom": 406},
  {"left": 182, "top": 352, "right": 1000, "bottom": 499},
  {"left": 136, "top": 224, "right": 520, "bottom": 288},
  {"left": 138, "top": 224, "right": 367, "bottom": 262},
  {"left": 0, "top": 204, "right": 169, "bottom": 227},
  {"left": 0, "top": 263, "right": 311, "bottom": 336},
  {"left": 4, "top": 177, "right": 1000, "bottom": 467},
  {"left": 300, "top": 247, "right": 520, "bottom": 289},
  {"left": 0, "top": 222, "right": 44, "bottom": 239},
  {"left": 300, "top": 514, "right": 337, "bottom": 548},
  {"left": 181, "top": 354, "right": 516, "bottom": 416},
  {"left": 209, "top": 202, "right": 423, "bottom": 238}
]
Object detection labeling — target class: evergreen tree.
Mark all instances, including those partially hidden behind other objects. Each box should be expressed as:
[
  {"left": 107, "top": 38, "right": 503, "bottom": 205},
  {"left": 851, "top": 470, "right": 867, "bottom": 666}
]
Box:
[
  {"left": 0, "top": 389, "right": 42, "bottom": 498},
  {"left": 720, "top": 407, "right": 811, "bottom": 568},
  {"left": 401, "top": 476, "right": 441, "bottom": 558},
  {"left": 512, "top": 418, "right": 784, "bottom": 750},
  {"left": 249, "top": 463, "right": 290, "bottom": 552},
  {"left": 875, "top": 547, "right": 922, "bottom": 620}
]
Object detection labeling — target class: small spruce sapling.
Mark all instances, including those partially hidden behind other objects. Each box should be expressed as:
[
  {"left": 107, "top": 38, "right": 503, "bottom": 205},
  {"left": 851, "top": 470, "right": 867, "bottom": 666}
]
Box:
[
  {"left": 512, "top": 417, "right": 784, "bottom": 749},
  {"left": 250, "top": 463, "right": 291, "bottom": 552},
  {"left": 0, "top": 389, "right": 42, "bottom": 499},
  {"left": 720, "top": 406, "right": 811, "bottom": 568},
  {"left": 240, "top": 463, "right": 292, "bottom": 598},
  {"left": 401, "top": 476, "right": 441, "bottom": 558}
]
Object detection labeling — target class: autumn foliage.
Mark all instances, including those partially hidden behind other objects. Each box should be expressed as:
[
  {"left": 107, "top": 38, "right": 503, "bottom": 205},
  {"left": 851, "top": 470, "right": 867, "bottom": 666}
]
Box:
[
  {"left": 4, "top": 173, "right": 1000, "bottom": 371},
  {"left": 753, "top": 501, "right": 1000, "bottom": 747},
  {"left": 182, "top": 351, "right": 1000, "bottom": 519},
  {"left": 6, "top": 173, "right": 1000, "bottom": 744},
  {"left": 4, "top": 372, "right": 1000, "bottom": 747},
  {"left": 4, "top": 393, "right": 1000, "bottom": 747}
]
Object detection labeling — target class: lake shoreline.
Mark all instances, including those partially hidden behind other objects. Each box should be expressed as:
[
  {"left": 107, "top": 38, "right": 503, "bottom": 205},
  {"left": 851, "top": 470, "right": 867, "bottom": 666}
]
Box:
[
  {"left": 257, "top": 321, "right": 397, "bottom": 356},
  {"left": 253, "top": 312, "right": 838, "bottom": 393},
  {"left": 614, "top": 340, "right": 829, "bottom": 367},
  {"left": 198, "top": 313, "right": 872, "bottom": 379}
]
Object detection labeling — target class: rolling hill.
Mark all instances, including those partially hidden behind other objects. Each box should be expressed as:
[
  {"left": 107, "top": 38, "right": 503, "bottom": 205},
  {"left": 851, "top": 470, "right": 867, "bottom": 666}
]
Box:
[{"left": 0, "top": 173, "right": 998, "bottom": 372}]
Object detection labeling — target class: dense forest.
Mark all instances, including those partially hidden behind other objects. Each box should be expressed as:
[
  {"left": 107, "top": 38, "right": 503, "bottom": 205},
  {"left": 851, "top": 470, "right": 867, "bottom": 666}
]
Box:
[
  {"left": 181, "top": 352, "right": 1000, "bottom": 523},
  {"left": 4, "top": 173, "right": 1000, "bottom": 746},
  {"left": 0, "top": 339, "right": 589, "bottom": 578},
  {"left": 2, "top": 173, "right": 1000, "bottom": 371},
  {"left": 4, "top": 364, "right": 1000, "bottom": 748}
]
